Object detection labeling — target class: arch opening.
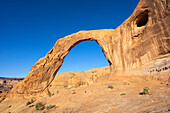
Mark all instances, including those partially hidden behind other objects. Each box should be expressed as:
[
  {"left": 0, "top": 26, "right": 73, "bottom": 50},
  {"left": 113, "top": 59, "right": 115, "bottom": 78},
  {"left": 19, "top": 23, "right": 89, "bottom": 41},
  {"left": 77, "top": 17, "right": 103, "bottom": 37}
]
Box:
[{"left": 56, "top": 40, "right": 110, "bottom": 75}]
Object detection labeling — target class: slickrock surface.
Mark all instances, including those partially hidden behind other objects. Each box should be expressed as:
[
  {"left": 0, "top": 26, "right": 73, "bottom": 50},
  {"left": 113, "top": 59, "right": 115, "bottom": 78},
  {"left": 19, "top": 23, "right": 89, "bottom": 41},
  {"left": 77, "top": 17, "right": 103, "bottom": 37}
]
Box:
[
  {"left": 7, "top": 0, "right": 170, "bottom": 97},
  {"left": 0, "top": 66, "right": 169, "bottom": 113}
]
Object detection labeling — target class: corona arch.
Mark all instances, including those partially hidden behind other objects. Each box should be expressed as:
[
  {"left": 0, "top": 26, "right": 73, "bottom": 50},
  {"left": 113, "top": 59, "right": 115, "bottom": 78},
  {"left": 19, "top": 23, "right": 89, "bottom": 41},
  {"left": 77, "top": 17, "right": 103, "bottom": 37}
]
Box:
[{"left": 9, "top": 0, "right": 170, "bottom": 97}]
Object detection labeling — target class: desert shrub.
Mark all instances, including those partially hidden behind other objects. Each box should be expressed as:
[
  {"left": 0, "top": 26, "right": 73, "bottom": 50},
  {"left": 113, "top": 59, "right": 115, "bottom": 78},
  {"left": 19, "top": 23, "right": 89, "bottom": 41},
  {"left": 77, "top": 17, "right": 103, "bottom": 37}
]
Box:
[
  {"left": 48, "top": 90, "right": 54, "bottom": 97},
  {"left": 108, "top": 84, "right": 113, "bottom": 89},
  {"left": 26, "top": 101, "right": 32, "bottom": 106},
  {"left": 120, "top": 93, "right": 126, "bottom": 96},
  {"left": 49, "top": 92, "right": 52, "bottom": 97},
  {"left": 140, "top": 87, "right": 151, "bottom": 95},
  {"left": 26, "top": 99, "right": 34, "bottom": 106},
  {"left": 31, "top": 99, "right": 34, "bottom": 103},
  {"left": 35, "top": 102, "right": 45, "bottom": 110},
  {"left": 143, "top": 87, "right": 150, "bottom": 94}
]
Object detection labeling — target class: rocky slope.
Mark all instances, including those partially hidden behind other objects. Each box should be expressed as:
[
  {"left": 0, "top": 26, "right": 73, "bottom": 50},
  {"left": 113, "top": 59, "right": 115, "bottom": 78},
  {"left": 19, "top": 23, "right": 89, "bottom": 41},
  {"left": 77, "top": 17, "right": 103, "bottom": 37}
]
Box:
[{"left": 0, "top": 66, "right": 169, "bottom": 113}]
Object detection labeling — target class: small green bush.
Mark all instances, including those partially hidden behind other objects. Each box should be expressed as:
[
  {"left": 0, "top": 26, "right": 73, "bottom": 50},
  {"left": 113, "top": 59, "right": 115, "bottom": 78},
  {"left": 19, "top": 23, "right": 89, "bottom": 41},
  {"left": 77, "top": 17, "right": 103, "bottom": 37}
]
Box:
[
  {"left": 140, "top": 87, "right": 151, "bottom": 95},
  {"left": 143, "top": 87, "right": 150, "bottom": 94},
  {"left": 26, "top": 101, "right": 32, "bottom": 106},
  {"left": 31, "top": 99, "right": 34, "bottom": 103},
  {"left": 48, "top": 90, "right": 54, "bottom": 97},
  {"left": 120, "top": 93, "right": 126, "bottom": 96},
  {"left": 49, "top": 92, "right": 52, "bottom": 97},
  {"left": 35, "top": 102, "right": 45, "bottom": 110},
  {"left": 26, "top": 99, "right": 34, "bottom": 106}
]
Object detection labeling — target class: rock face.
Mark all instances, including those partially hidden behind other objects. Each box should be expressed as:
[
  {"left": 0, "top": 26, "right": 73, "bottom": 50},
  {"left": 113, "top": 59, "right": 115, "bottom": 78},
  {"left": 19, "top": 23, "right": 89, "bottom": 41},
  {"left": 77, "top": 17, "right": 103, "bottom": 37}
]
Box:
[
  {"left": 8, "top": 0, "right": 170, "bottom": 97},
  {"left": 50, "top": 66, "right": 110, "bottom": 90}
]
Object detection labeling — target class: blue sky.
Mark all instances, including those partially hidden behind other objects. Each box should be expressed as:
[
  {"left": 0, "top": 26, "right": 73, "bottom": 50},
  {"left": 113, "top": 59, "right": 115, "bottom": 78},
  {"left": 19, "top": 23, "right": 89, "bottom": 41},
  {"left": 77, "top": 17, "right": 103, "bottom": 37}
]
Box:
[{"left": 0, "top": 0, "right": 139, "bottom": 78}]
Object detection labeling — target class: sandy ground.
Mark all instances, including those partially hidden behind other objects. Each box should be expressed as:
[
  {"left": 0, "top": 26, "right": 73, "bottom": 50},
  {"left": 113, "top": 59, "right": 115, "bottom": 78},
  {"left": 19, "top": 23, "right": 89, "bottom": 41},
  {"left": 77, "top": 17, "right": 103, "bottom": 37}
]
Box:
[{"left": 0, "top": 75, "right": 169, "bottom": 113}]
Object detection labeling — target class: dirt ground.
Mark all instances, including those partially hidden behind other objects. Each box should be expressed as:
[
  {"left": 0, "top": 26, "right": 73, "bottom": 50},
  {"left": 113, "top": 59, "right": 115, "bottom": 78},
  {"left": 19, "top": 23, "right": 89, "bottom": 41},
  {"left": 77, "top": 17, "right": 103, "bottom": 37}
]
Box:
[{"left": 0, "top": 75, "right": 169, "bottom": 113}]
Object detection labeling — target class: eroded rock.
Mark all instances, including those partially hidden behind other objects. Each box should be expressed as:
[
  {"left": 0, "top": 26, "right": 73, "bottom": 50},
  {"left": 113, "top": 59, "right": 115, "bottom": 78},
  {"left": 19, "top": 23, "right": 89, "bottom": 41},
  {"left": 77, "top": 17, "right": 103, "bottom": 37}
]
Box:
[{"left": 8, "top": 0, "right": 170, "bottom": 97}]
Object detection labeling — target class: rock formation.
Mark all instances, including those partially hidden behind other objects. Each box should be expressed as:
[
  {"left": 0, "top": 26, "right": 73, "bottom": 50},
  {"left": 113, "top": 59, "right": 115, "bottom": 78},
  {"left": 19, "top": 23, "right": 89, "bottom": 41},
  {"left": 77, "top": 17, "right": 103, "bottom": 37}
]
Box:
[
  {"left": 50, "top": 66, "right": 110, "bottom": 90},
  {"left": 8, "top": 0, "right": 170, "bottom": 97}
]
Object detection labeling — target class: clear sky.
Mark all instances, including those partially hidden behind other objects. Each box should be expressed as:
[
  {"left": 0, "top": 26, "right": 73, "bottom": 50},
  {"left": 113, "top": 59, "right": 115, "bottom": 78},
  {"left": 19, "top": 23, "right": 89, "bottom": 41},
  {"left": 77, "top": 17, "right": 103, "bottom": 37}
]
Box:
[{"left": 0, "top": 0, "right": 139, "bottom": 78}]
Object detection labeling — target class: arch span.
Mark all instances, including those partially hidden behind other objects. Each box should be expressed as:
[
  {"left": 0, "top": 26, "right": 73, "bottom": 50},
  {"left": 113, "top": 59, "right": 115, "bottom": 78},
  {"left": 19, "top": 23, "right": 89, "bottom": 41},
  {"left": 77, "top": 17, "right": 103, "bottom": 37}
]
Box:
[{"left": 10, "top": 29, "right": 115, "bottom": 95}]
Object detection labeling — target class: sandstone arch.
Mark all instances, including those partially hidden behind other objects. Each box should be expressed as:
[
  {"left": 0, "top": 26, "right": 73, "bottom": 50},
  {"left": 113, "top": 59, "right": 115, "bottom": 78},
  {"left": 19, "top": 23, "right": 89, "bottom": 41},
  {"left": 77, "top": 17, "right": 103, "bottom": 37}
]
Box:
[
  {"left": 9, "top": 0, "right": 170, "bottom": 96},
  {"left": 11, "top": 29, "right": 115, "bottom": 96}
]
